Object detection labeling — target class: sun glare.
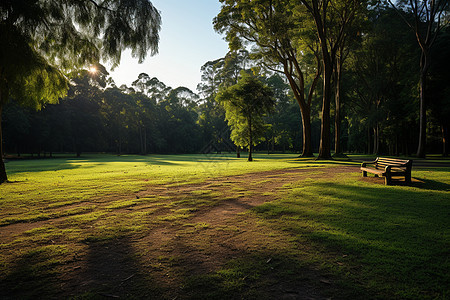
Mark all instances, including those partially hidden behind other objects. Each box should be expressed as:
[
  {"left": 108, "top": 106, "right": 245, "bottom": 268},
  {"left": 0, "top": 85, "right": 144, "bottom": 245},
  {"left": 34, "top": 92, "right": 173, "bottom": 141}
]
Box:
[{"left": 88, "top": 66, "right": 98, "bottom": 74}]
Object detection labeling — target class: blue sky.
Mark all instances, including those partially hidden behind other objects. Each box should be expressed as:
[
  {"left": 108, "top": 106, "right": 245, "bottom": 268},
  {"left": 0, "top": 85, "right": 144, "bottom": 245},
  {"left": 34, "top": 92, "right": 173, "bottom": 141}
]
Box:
[{"left": 107, "top": 0, "right": 229, "bottom": 92}]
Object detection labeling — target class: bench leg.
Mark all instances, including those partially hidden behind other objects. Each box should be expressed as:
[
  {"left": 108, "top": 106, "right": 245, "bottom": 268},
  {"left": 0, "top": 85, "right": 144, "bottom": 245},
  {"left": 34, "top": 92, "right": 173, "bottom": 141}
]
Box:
[
  {"left": 362, "top": 171, "right": 367, "bottom": 177},
  {"left": 405, "top": 173, "right": 411, "bottom": 184},
  {"left": 385, "top": 175, "right": 391, "bottom": 185},
  {"left": 374, "top": 174, "right": 379, "bottom": 177}
]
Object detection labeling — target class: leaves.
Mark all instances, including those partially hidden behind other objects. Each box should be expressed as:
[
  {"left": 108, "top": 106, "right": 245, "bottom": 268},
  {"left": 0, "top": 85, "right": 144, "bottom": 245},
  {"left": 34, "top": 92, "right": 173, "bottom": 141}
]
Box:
[{"left": 216, "top": 71, "right": 275, "bottom": 149}]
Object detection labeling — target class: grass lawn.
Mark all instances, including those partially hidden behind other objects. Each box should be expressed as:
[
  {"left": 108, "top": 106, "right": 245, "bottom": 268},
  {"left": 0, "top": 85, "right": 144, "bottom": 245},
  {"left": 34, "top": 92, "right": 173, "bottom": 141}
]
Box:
[{"left": 0, "top": 153, "right": 449, "bottom": 299}]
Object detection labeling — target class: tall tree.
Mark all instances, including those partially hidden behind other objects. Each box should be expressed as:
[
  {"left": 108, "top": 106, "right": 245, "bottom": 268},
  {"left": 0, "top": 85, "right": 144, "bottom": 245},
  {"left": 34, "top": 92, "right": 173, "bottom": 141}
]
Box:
[
  {"left": 64, "top": 66, "right": 108, "bottom": 156},
  {"left": 216, "top": 72, "right": 275, "bottom": 161},
  {"left": 298, "top": 0, "right": 365, "bottom": 159},
  {"left": 428, "top": 26, "right": 450, "bottom": 156},
  {"left": 197, "top": 58, "right": 232, "bottom": 153},
  {"left": 387, "top": 0, "right": 449, "bottom": 158},
  {"left": 214, "top": 0, "right": 321, "bottom": 157},
  {"left": 0, "top": 0, "right": 161, "bottom": 183},
  {"left": 345, "top": 6, "right": 418, "bottom": 155}
]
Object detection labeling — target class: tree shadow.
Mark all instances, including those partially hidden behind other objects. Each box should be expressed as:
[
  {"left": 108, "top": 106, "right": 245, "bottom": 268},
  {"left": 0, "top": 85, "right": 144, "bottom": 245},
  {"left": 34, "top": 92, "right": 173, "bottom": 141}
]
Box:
[
  {"left": 0, "top": 236, "right": 161, "bottom": 299},
  {"left": 253, "top": 182, "right": 449, "bottom": 298},
  {"left": 62, "top": 237, "right": 162, "bottom": 299},
  {"left": 0, "top": 245, "right": 62, "bottom": 299},
  {"left": 409, "top": 177, "right": 450, "bottom": 191},
  {"left": 361, "top": 175, "right": 450, "bottom": 191}
]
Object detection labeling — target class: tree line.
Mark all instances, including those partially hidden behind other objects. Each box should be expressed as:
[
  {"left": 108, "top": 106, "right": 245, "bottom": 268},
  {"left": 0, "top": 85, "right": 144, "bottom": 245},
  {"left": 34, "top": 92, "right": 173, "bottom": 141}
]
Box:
[
  {"left": 1, "top": 0, "right": 449, "bottom": 183},
  {"left": 2, "top": 63, "right": 302, "bottom": 158}
]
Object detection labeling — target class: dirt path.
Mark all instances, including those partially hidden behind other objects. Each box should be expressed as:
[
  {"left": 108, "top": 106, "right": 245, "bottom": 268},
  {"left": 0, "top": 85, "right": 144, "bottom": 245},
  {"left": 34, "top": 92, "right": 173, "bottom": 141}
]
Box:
[{"left": 2, "top": 166, "right": 361, "bottom": 299}]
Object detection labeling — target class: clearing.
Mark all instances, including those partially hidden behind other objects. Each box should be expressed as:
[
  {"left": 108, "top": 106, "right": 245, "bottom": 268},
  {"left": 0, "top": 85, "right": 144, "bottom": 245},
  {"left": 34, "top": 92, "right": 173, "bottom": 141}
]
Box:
[{"left": 0, "top": 154, "right": 448, "bottom": 299}]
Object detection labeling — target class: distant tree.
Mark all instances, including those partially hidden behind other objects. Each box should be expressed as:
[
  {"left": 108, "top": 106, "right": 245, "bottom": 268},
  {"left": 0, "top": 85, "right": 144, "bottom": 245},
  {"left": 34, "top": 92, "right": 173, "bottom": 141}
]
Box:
[
  {"left": 0, "top": 0, "right": 161, "bottom": 183},
  {"left": 264, "top": 74, "right": 298, "bottom": 152},
  {"left": 2, "top": 103, "right": 32, "bottom": 156},
  {"left": 63, "top": 66, "right": 109, "bottom": 156},
  {"left": 345, "top": 7, "right": 418, "bottom": 155},
  {"left": 216, "top": 72, "right": 275, "bottom": 161},
  {"left": 197, "top": 59, "right": 231, "bottom": 153},
  {"left": 221, "top": 50, "right": 252, "bottom": 88},
  {"left": 198, "top": 58, "right": 225, "bottom": 98},
  {"left": 157, "top": 87, "right": 201, "bottom": 153},
  {"left": 387, "top": 0, "right": 449, "bottom": 157},
  {"left": 428, "top": 26, "right": 450, "bottom": 156}
]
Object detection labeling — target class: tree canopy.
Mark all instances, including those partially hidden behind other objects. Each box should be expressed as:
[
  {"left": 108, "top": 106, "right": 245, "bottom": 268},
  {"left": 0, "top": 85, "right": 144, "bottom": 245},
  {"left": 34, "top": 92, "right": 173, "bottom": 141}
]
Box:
[
  {"left": 216, "top": 72, "right": 275, "bottom": 161},
  {"left": 0, "top": 0, "right": 161, "bottom": 183}
]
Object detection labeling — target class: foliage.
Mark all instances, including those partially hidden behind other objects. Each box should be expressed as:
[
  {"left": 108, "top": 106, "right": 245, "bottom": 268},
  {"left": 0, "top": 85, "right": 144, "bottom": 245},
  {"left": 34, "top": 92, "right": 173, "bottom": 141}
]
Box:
[
  {"left": 345, "top": 6, "right": 419, "bottom": 155},
  {"left": 0, "top": 0, "right": 162, "bottom": 183},
  {"left": 214, "top": 0, "right": 320, "bottom": 157},
  {"left": 216, "top": 72, "right": 275, "bottom": 161},
  {"left": 387, "top": 0, "right": 450, "bottom": 157},
  {"left": 1, "top": 1, "right": 450, "bottom": 168}
]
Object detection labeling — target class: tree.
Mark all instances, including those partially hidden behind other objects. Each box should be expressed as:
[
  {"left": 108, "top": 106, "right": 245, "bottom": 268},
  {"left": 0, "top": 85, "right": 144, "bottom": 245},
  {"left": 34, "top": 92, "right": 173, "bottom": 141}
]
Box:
[
  {"left": 197, "top": 58, "right": 232, "bottom": 154},
  {"left": 157, "top": 87, "right": 201, "bottom": 153},
  {"left": 428, "top": 26, "right": 450, "bottom": 156},
  {"left": 0, "top": 0, "right": 161, "bottom": 183},
  {"left": 387, "top": 0, "right": 449, "bottom": 158},
  {"left": 214, "top": 0, "right": 321, "bottom": 157},
  {"left": 265, "top": 74, "right": 299, "bottom": 152},
  {"left": 345, "top": 6, "right": 418, "bottom": 155},
  {"left": 216, "top": 72, "right": 275, "bottom": 161},
  {"left": 298, "top": 0, "right": 366, "bottom": 159}
]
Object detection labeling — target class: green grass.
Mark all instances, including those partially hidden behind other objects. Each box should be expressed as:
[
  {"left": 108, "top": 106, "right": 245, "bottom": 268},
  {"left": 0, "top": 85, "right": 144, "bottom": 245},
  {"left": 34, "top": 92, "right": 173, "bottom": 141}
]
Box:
[
  {"left": 253, "top": 170, "right": 450, "bottom": 298},
  {"left": 0, "top": 153, "right": 449, "bottom": 299}
]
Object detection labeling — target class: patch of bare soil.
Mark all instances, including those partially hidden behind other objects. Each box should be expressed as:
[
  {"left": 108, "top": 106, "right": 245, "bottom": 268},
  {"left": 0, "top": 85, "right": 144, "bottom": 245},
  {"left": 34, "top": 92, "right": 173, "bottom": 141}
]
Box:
[{"left": 1, "top": 166, "right": 360, "bottom": 299}]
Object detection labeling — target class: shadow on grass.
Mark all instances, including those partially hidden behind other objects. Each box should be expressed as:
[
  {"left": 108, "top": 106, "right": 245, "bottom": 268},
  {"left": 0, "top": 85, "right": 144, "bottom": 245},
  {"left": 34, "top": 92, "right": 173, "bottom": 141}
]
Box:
[
  {"left": 180, "top": 251, "right": 332, "bottom": 300},
  {"left": 0, "top": 237, "right": 161, "bottom": 299},
  {"left": 69, "top": 237, "right": 161, "bottom": 299},
  {"left": 253, "top": 181, "right": 449, "bottom": 299},
  {"left": 363, "top": 175, "right": 450, "bottom": 191},
  {"left": 0, "top": 236, "right": 333, "bottom": 299},
  {"left": 0, "top": 245, "right": 63, "bottom": 299},
  {"left": 5, "top": 154, "right": 184, "bottom": 176},
  {"left": 410, "top": 178, "right": 450, "bottom": 191}
]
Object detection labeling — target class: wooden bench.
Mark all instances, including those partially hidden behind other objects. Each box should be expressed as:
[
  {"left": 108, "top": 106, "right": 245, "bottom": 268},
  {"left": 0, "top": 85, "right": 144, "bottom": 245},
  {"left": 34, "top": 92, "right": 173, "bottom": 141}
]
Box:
[{"left": 361, "top": 157, "right": 413, "bottom": 185}]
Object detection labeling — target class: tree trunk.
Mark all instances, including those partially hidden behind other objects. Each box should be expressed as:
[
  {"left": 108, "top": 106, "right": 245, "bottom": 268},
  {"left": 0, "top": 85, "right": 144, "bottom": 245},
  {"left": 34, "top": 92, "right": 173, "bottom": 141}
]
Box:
[
  {"left": 0, "top": 104, "right": 7, "bottom": 184},
  {"left": 334, "top": 55, "right": 343, "bottom": 155},
  {"left": 118, "top": 129, "right": 122, "bottom": 155},
  {"left": 318, "top": 61, "right": 333, "bottom": 159},
  {"left": 442, "top": 125, "right": 448, "bottom": 157},
  {"left": 301, "top": 107, "right": 313, "bottom": 157},
  {"left": 139, "top": 125, "right": 143, "bottom": 154},
  {"left": 284, "top": 73, "right": 314, "bottom": 157},
  {"left": 416, "top": 55, "right": 427, "bottom": 158},
  {"left": 395, "top": 134, "right": 399, "bottom": 156},
  {"left": 289, "top": 86, "right": 314, "bottom": 157},
  {"left": 373, "top": 124, "right": 380, "bottom": 155},
  {"left": 143, "top": 128, "right": 147, "bottom": 154},
  {"left": 236, "top": 145, "right": 240, "bottom": 158},
  {"left": 248, "top": 115, "right": 253, "bottom": 161}
]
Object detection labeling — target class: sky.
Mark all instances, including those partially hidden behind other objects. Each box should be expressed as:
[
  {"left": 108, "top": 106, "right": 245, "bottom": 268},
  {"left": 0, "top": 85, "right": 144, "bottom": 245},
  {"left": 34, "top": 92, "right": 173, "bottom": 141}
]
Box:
[{"left": 107, "top": 0, "right": 229, "bottom": 92}]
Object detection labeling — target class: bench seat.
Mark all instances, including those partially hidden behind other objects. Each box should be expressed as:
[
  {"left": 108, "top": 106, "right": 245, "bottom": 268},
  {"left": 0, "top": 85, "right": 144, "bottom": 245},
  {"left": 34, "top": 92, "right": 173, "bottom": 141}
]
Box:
[{"left": 361, "top": 157, "right": 413, "bottom": 185}]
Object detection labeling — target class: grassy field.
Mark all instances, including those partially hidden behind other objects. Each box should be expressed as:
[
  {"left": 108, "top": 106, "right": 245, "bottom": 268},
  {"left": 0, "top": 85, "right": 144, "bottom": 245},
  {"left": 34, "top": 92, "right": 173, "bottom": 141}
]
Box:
[{"left": 0, "top": 153, "right": 449, "bottom": 299}]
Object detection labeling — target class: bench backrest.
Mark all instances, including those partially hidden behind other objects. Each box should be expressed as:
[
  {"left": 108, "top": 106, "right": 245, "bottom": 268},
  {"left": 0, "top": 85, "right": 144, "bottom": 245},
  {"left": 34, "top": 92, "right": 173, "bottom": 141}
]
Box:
[{"left": 375, "top": 157, "right": 412, "bottom": 170}]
